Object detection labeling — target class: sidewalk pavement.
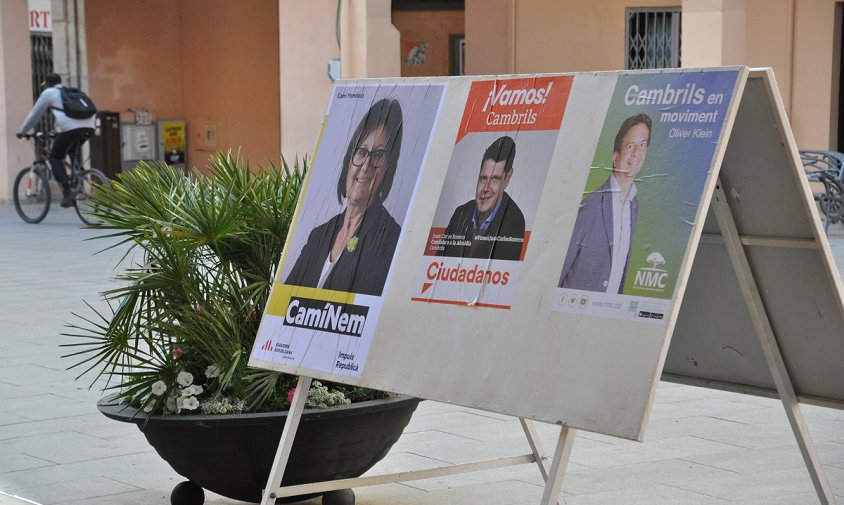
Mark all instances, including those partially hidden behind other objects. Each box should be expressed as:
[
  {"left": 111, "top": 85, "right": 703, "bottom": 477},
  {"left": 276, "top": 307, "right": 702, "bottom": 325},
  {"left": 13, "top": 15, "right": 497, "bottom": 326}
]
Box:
[{"left": 0, "top": 203, "right": 843, "bottom": 505}]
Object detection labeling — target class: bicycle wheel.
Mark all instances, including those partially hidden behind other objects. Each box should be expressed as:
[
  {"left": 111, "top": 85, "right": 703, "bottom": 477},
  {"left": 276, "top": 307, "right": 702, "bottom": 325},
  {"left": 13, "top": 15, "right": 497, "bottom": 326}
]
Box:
[
  {"left": 13, "top": 164, "right": 51, "bottom": 223},
  {"left": 74, "top": 168, "right": 110, "bottom": 226}
]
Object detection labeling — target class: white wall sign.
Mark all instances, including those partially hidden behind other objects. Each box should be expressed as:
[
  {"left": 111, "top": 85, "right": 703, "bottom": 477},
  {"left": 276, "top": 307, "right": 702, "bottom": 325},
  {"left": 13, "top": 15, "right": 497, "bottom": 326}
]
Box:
[{"left": 28, "top": 0, "right": 51, "bottom": 33}]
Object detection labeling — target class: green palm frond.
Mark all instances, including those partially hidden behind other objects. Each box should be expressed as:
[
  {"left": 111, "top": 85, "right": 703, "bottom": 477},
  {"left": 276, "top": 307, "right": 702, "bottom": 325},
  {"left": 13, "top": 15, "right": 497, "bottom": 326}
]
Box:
[
  {"left": 64, "top": 153, "right": 307, "bottom": 411},
  {"left": 65, "top": 152, "right": 375, "bottom": 414}
]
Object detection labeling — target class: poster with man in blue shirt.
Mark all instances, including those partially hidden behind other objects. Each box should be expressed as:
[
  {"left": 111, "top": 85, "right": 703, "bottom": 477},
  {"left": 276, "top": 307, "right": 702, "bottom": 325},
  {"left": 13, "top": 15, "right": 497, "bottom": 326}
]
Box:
[{"left": 438, "top": 135, "right": 526, "bottom": 261}]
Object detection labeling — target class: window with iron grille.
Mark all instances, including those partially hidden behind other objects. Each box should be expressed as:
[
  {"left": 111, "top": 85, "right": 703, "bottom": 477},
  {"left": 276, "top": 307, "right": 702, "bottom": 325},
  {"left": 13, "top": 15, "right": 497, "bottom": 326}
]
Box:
[
  {"left": 30, "top": 33, "right": 54, "bottom": 134},
  {"left": 626, "top": 7, "right": 681, "bottom": 70}
]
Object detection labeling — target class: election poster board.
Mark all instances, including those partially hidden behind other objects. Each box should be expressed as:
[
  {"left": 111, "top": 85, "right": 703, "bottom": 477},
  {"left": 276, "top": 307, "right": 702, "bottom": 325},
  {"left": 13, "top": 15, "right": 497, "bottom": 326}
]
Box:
[{"left": 249, "top": 68, "right": 769, "bottom": 441}]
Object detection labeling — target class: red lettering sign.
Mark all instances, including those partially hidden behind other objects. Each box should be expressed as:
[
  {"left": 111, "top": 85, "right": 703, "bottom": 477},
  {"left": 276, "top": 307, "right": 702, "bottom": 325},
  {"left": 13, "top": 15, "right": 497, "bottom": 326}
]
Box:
[{"left": 28, "top": 10, "right": 51, "bottom": 31}]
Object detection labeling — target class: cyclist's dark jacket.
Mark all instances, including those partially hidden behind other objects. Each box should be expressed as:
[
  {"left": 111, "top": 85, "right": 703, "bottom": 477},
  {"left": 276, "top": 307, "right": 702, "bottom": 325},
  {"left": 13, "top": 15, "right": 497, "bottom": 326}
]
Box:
[{"left": 284, "top": 204, "right": 400, "bottom": 297}]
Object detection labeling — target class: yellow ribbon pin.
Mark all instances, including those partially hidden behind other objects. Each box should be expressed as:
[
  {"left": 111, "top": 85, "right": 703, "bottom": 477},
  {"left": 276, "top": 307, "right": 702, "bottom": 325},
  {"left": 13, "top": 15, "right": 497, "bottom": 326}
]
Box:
[{"left": 346, "top": 236, "right": 359, "bottom": 253}]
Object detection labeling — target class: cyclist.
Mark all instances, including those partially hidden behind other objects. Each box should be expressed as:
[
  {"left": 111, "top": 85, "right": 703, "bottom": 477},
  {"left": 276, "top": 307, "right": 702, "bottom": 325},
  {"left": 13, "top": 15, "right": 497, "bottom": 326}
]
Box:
[{"left": 16, "top": 73, "right": 95, "bottom": 207}]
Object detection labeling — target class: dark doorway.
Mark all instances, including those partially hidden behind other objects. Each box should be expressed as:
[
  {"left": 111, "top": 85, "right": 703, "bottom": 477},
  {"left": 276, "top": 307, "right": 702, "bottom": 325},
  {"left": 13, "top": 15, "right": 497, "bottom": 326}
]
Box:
[{"left": 30, "top": 32, "right": 54, "bottom": 134}]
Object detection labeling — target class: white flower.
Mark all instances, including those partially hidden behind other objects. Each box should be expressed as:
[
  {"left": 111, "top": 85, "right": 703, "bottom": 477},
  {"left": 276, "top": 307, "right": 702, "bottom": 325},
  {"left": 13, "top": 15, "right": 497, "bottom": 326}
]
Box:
[
  {"left": 151, "top": 380, "right": 167, "bottom": 396},
  {"left": 165, "top": 396, "right": 177, "bottom": 413},
  {"left": 143, "top": 402, "right": 154, "bottom": 413},
  {"left": 176, "top": 371, "right": 194, "bottom": 387},
  {"left": 182, "top": 396, "right": 200, "bottom": 410},
  {"left": 181, "top": 384, "right": 204, "bottom": 397},
  {"left": 205, "top": 364, "right": 222, "bottom": 379}
]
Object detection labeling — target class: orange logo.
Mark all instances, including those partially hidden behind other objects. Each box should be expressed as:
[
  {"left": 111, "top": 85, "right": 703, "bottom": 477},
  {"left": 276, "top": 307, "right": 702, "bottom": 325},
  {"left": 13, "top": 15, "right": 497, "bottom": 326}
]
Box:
[{"left": 455, "top": 76, "right": 573, "bottom": 143}]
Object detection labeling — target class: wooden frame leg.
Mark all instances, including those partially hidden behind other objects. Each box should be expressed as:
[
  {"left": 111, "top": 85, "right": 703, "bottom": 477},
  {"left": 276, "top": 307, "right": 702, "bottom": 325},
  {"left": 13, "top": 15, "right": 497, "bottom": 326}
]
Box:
[
  {"left": 520, "top": 418, "right": 551, "bottom": 480},
  {"left": 713, "top": 181, "right": 837, "bottom": 505},
  {"left": 260, "top": 376, "right": 313, "bottom": 505},
  {"left": 539, "top": 427, "right": 576, "bottom": 505}
]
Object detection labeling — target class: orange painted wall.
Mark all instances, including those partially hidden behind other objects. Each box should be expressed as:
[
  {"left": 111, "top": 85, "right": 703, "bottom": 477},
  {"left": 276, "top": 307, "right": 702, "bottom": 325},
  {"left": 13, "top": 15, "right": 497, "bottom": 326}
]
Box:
[
  {"left": 178, "top": 0, "right": 280, "bottom": 171},
  {"left": 465, "top": 0, "right": 512, "bottom": 75},
  {"left": 85, "top": 0, "right": 182, "bottom": 121},
  {"left": 85, "top": 0, "right": 280, "bottom": 172},
  {"left": 512, "top": 0, "right": 680, "bottom": 73}
]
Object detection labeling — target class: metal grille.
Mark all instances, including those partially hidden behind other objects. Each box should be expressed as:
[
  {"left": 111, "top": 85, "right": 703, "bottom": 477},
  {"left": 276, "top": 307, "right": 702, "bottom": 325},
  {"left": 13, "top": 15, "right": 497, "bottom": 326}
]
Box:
[
  {"left": 29, "top": 33, "right": 54, "bottom": 134},
  {"left": 626, "top": 7, "right": 681, "bottom": 70}
]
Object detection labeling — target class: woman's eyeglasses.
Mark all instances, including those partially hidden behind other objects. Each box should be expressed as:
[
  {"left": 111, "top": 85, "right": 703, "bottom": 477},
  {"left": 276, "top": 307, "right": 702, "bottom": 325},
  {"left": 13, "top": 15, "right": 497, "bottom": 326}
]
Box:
[{"left": 352, "top": 147, "right": 388, "bottom": 169}]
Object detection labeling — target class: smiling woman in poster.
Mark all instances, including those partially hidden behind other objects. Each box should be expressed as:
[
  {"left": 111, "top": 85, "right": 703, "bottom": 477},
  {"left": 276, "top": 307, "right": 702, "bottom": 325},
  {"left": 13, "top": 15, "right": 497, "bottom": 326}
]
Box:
[{"left": 284, "top": 98, "right": 404, "bottom": 296}]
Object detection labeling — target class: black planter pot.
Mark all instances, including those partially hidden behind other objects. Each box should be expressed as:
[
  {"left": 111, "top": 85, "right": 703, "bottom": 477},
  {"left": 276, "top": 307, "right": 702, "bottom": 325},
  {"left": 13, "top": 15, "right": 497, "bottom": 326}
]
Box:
[{"left": 98, "top": 395, "right": 420, "bottom": 504}]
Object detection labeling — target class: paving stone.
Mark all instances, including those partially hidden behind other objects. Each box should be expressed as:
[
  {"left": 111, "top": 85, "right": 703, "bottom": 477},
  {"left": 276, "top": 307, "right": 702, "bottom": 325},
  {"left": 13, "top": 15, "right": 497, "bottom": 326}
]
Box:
[
  {"left": 683, "top": 442, "right": 821, "bottom": 474},
  {"left": 668, "top": 467, "right": 821, "bottom": 502},
  {"left": 731, "top": 493, "right": 837, "bottom": 505},
  {"left": 691, "top": 424, "right": 799, "bottom": 450},
  {"left": 563, "top": 458, "right": 738, "bottom": 495},
  {"left": 0, "top": 415, "right": 107, "bottom": 441},
  {"left": 358, "top": 479, "right": 544, "bottom": 505},
  {"left": 570, "top": 435, "right": 745, "bottom": 469},
  {"left": 643, "top": 415, "right": 756, "bottom": 442},
  {"left": 10, "top": 476, "right": 139, "bottom": 505},
  {"left": 561, "top": 483, "right": 727, "bottom": 505},
  {"left": 0, "top": 452, "right": 166, "bottom": 493},
  {"left": 0, "top": 431, "right": 142, "bottom": 465},
  {"left": 390, "top": 429, "right": 516, "bottom": 465},
  {"left": 0, "top": 491, "right": 38, "bottom": 505},
  {"left": 0, "top": 452, "right": 54, "bottom": 474},
  {"left": 403, "top": 409, "right": 509, "bottom": 433}
]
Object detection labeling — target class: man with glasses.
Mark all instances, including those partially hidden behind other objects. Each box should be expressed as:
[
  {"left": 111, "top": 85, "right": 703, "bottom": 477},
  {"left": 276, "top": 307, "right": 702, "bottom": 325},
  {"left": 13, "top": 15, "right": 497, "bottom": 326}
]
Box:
[
  {"left": 559, "top": 113, "right": 652, "bottom": 293},
  {"left": 439, "top": 135, "right": 525, "bottom": 261}
]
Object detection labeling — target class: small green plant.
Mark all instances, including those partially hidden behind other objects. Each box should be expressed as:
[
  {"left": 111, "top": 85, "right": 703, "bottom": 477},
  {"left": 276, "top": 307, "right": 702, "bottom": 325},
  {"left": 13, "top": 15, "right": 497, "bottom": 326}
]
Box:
[{"left": 62, "top": 152, "right": 388, "bottom": 415}]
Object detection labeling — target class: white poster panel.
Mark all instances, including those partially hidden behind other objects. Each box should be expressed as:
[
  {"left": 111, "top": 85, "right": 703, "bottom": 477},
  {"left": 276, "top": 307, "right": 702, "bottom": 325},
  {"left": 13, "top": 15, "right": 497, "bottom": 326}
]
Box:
[
  {"left": 552, "top": 70, "right": 741, "bottom": 322},
  {"left": 250, "top": 69, "right": 747, "bottom": 440},
  {"left": 411, "top": 76, "right": 572, "bottom": 310},
  {"left": 249, "top": 82, "right": 447, "bottom": 377},
  {"left": 28, "top": 0, "right": 51, "bottom": 32}
]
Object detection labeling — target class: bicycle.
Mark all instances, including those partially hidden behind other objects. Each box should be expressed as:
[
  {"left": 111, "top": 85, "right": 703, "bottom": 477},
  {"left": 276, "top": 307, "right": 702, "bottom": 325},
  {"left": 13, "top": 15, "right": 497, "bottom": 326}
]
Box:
[
  {"left": 801, "top": 149, "right": 844, "bottom": 232},
  {"left": 13, "top": 131, "right": 110, "bottom": 225}
]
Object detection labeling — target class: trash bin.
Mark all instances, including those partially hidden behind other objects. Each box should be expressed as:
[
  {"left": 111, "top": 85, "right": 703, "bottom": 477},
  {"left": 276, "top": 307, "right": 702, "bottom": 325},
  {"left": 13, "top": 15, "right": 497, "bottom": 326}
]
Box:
[{"left": 90, "top": 111, "right": 121, "bottom": 179}]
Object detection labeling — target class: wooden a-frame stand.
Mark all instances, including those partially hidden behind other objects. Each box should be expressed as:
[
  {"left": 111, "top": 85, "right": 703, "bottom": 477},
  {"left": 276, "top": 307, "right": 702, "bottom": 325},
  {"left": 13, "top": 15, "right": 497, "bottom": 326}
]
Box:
[{"left": 258, "top": 69, "right": 841, "bottom": 505}]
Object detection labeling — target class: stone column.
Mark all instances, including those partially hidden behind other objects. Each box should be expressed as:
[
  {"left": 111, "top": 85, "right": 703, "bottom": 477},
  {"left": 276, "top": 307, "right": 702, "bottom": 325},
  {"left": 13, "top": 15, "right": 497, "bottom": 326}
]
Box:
[
  {"left": 465, "top": 0, "right": 514, "bottom": 75},
  {"left": 51, "top": 0, "right": 88, "bottom": 90},
  {"left": 681, "top": 0, "right": 747, "bottom": 67},
  {"left": 0, "top": 0, "right": 34, "bottom": 202},
  {"left": 340, "top": 0, "right": 400, "bottom": 78}
]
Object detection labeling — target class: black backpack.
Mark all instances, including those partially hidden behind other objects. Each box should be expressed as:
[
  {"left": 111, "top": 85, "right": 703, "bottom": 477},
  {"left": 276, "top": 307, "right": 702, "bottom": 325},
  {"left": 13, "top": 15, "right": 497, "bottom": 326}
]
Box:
[{"left": 57, "top": 87, "right": 97, "bottom": 119}]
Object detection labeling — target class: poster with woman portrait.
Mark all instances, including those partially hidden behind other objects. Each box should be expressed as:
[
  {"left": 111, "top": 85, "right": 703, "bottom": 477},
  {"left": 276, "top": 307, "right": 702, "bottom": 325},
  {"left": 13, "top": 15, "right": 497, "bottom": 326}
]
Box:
[{"left": 251, "top": 82, "right": 447, "bottom": 377}]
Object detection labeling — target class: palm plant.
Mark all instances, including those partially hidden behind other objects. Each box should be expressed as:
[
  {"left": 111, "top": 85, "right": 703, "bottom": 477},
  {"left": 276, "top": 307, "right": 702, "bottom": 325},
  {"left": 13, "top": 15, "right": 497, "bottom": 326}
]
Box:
[{"left": 63, "top": 153, "right": 386, "bottom": 415}]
